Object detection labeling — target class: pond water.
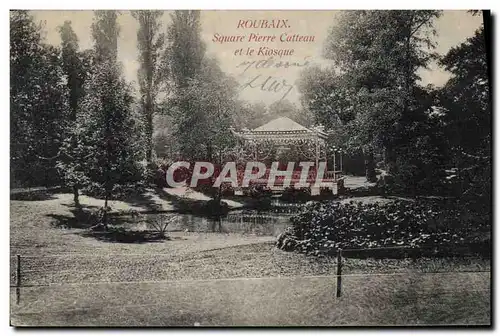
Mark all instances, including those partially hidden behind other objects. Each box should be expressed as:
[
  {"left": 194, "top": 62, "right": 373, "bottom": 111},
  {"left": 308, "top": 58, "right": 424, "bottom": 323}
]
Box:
[
  {"left": 169, "top": 211, "right": 292, "bottom": 236},
  {"left": 118, "top": 209, "right": 298, "bottom": 237},
  {"left": 112, "top": 199, "right": 307, "bottom": 237}
]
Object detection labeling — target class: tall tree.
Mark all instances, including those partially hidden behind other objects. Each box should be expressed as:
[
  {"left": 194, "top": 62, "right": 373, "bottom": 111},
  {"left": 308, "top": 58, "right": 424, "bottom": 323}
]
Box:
[
  {"left": 79, "top": 10, "right": 144, "bottom": 224},
  {"left": 58, "top": 21, "right": 86, "bottom": 120},
  {"left": 171, "top": 57, "right": 237, "bottom": 161},
  {"left": 438, "top": 24, "right": 490, "bottom": 203},
  {"left": 191, "top": 58, "right": 239, "bottom": 202},
  {"left": 91, "top": 10, "right": 120, "bottom": 63},
  {"left": 319, "top": 10, "right": 441, "bottom": 182},
  {"left": 132, "top": 10, "right": 166, "bottom": 165},
  {"left": 165, "top": 10, "right": 205, "bottom": 89},
  {"left": 164, "top": 10, "right": 207, "bottom": 160},
  {"left": 299, "top": 65, "right": 357, "bottom": 129},
  {"left": 55, "top": 21, "right": 93, "bottom": 206},
  {"left": 153, "top": 114, "right": 177, "bottom": 159},
  {"left": 10, "top": 10, "right": 68, "bottom": 187}
]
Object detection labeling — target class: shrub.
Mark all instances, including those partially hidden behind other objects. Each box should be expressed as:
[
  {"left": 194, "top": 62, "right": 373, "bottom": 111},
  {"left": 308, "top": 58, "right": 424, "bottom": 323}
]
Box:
[
  {"left": 156, "top": 160, "right": 191, "bottom": 189},
  {"left": 280, "top": 187, "right": 311, "bottom": 202},
  {"left": 244, "top": 184, "right": 272, "bottom": 198},
  {"left": 154, "top": 167, "right": 167, "bottom": 188},
  {"left": 220, "top": 183, "right": 235, "bottom": 197},
  {"left": 145, "top": 214, "right": 178, "bottom": 238},
  {"left": 203, "top": 199, "right": 231, "bottom": 217},
  {"left": 279, "top": 199, "right": 490, "bottom": 257},
  {"left": 241, "top": 184, "right": 273, "bottom": 210}
]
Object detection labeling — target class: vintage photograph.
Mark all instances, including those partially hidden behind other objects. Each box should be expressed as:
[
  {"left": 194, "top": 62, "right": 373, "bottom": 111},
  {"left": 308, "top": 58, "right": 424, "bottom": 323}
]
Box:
[{"left": 9, "top": 9, "right": 491, "bottom": 326}]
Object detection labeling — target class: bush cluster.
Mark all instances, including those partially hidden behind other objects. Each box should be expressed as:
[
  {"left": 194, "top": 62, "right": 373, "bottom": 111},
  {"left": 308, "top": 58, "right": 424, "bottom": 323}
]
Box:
[{"left": 277, "top": 200, "right": 490, "bottom": 257}]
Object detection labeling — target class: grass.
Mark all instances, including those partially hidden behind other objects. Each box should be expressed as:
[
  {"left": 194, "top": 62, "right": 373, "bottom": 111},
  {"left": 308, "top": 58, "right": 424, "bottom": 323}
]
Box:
[
  {"left": 10, "top": 192, "right": 492, "bottom": 326},
  {"left": 11, "top": 272, "right": 490, "bottom": 326},
  {"left": 10, "top": 242, "right": 491, "bottom": 286},
  {"left": 10, "top": 194, "right": 272, "bottom": 256}
]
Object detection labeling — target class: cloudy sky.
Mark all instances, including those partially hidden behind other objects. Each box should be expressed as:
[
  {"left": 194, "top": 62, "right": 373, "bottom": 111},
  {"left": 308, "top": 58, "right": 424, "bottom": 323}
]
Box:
[{"left": 32, "top": 10, "right": 483, "bottom": 105}]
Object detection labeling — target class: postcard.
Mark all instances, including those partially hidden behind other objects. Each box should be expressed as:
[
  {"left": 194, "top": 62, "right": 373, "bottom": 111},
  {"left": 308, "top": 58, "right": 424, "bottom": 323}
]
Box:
[{"left": 10, "top": 9, "right": 491, "bottom": 327}]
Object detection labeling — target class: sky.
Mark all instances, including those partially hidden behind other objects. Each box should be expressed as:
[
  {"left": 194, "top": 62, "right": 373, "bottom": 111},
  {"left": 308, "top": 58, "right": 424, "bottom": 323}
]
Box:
[{"left": 32, "top": 10, "right": 483, "bottom": 106}]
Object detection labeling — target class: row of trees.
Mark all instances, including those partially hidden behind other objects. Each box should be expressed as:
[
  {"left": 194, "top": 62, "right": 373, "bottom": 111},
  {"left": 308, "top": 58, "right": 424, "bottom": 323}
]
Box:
[
  {"left": 11, "top": 10, "right": 144, "bottom": 211},
  {"left": 11, "top": 10, "right": 490, "bottom": 208},
  {"left": 11, "top": 10, "right": 311, "bottom": 205},
  {"left": 299, "top": 10, "right": 491, "bottom": 202}
]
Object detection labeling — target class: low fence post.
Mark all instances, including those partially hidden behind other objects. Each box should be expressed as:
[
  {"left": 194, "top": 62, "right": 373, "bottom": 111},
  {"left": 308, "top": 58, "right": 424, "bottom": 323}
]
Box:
[
  {"left": 16, "top": 254, "right": 21, "bottom": 304},
  {"left": 336, "top": 248, "right": 342, "bottom": 298}
]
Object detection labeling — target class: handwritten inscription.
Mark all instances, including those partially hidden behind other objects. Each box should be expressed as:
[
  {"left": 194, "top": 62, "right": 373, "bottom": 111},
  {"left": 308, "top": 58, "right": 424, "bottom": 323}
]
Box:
[
  {"left": 236, "top": 57, "right": 311, "bottom": 74},
  {"left": 240, "top": 75, "right": 294, "bottom": 102},
  {"left": 236, "top": 56, "right": 311, "bottom": 101}
]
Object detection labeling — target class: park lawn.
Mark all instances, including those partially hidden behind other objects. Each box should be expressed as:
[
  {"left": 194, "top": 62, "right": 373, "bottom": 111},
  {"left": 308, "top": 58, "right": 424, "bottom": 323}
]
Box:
[
  {"left": 10, "top": 194, "right": 273, "bottom": 259},
  {"left": 11, "top": 271, "right": 490, "bottom": 326},
  {"left": 11, "top": 194, "right": 490, "bottom": 285},
  {"left": 10, "top": 193, "right": 491, "bottom": 326}
]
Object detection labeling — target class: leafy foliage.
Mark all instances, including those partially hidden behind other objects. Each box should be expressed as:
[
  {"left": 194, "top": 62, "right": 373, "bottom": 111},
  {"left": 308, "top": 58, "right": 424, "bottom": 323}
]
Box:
[
  {"left": 437, "top": 25, "right": 491, "bottom": 205},
  {"left": 163, "top": 10, "right": 237, "bottom": 165},
  {"left": 58, "top": 21, "right": 92, "bottom": 121},
  {"left": 78, "top": 60, "right": 145, "bottom": 198},
  {"left": 169, "top": 57, "right": 237, "bottom": 161},
  {"left": 74, "top": 11, "right": 145, "bottom": 201},
  {"left": 278, "top": 200, "right": 490, "bottom": 257},
  {"left": 55, "top": 21, "right": 94, "bottom": 205},
  {"left": 10, "top": 10, "right": 69, "bottom": 187},
  {"left": 91, "top": 10, "right": 120, "bottom": 63},
  {"left": 300, "top": 11, "right": 442, "bottom": 184},
  {"left": 384, "top": 87, "right": 451, "bottom": 195},
  {"left": 165, "top": 10, "right": 205, "bottom": 89},
  {"left": 132, "top": 10, "right": 167, "bottom": 165},
  {"left": 281, "top": 187, "right": 311, "bottom": 202}
]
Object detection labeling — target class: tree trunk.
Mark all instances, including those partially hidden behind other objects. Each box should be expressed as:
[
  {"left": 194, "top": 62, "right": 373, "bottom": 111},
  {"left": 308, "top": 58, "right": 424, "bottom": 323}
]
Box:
[
  {"left": 365, "top": 150, "right": 377, "bottom": 183},
  {"left": 403, "top": 15, "right": 413, "bottom": 118},
  {"left": 103, "top": 192, "right": 109, "bottom": 228},
  {"left": 73, "top": 185, "right": 80, "bottom": 207},
  {"left": 145, "top": 97, "right": 154, "bottom": 163},
  {"left": 384, "top": 147, "right": 397, "bottom": 174},
  {"left": 215, "top": 184, "right": 223, "bottom": 203}
]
